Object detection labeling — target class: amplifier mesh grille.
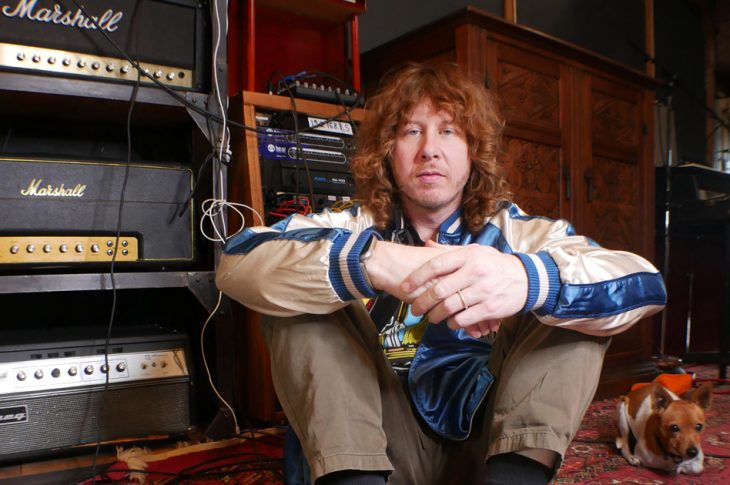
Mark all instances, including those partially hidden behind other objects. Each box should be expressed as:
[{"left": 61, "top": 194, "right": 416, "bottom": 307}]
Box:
[{"left": 0, "top": 380, "right": 189, "bottom": 460}]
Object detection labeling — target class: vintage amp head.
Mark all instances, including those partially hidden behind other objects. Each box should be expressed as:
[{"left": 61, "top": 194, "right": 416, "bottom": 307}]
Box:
[
  {"left": 0, "top": 157, "right": 195, "bottom": 268},
  {"left": 0, "top": 0, "right": 210, "bottom": 91},
  {"left": 0, "top": 325, "right": 191, "bottom": 463}
]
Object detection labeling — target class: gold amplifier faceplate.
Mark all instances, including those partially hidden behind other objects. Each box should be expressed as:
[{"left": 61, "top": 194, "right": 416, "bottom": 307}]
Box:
[
  {"left": 0, "top": 42, "right": 193, "bottom": 88},
  {"left": 0, "top": 236, "right": 138, "bottom": 264}
]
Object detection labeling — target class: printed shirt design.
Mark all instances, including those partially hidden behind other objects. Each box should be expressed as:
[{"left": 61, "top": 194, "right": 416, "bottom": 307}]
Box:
[{"left": 367, "top": 294, "right": 429, "bottom": 374}]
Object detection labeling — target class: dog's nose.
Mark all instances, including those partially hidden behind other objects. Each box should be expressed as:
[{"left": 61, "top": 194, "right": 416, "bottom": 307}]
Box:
[{"left": 687, "top": 447, "right": 699, "bottom": 458}]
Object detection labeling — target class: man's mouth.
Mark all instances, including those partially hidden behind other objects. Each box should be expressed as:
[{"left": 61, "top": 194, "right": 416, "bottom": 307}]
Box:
[{"left": 416, "top": 171, "right": 444, "bottom": 183}]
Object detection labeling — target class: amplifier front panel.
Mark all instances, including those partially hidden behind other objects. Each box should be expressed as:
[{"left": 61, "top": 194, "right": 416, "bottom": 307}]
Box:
[
  {"left": 0, "top": 158, "right": 195, "bottom": 266},
  {"left": 0, "top": 0, "right": 209, "bottom": 90}
]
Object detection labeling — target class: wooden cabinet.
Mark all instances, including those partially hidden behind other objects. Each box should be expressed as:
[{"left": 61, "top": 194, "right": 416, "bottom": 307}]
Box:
[{"left": 362, "top": 6, "right": 659, "bottom": 397}]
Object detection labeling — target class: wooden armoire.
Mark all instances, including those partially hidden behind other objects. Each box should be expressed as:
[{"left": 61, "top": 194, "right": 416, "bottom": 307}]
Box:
[{"left": 361, "top": 6, "right": 661, "bottom": 398}]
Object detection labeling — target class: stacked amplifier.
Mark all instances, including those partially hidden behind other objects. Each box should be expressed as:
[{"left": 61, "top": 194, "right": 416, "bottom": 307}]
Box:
[
  {"left": 0, "top": 0, "right": 210, "bottom": 91},
  {"left": 0, "top": 157, "right": 195, "bottom": 268},
  {"left": 0, "top": 325, "right": 192, "bottom": 462},
  {"left": 256, "top": 109, "right": 357, "bottom": 223}
]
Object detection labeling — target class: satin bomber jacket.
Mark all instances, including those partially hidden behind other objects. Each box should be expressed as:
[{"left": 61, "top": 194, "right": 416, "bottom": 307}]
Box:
[{"left": 215, "top": 202, "right": 667, "bottom": 440}]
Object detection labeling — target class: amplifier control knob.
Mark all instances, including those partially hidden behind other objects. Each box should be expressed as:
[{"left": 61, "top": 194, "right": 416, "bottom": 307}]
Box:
[
  {"left": 16, "top": 52, "right": 25, "bottom": 61},
  {"left": 91, "top": 62, "right": 100, "bottom": 70},
  {"left": 43, "top": 244, "right": 52, "bottom": 253},
  {"left": 121, "top": 65, "right": 130, "bottom": 74},
  {"left": 32, "top": 54, "right": 41, "bottom": 63},
  {"left": 62, "top": 58, "right": 71, "bottom": 66},
  {"left": 17, "top": 371, "right": 26, "bottom": 381},
  {"left": 26, "top": 244, "right": 35, "bottom": 253},
  {"left": 116, "top": 362, "right": 126, "bottom": 372},
  {"left": 166, "top": 73, "right": 176, "bottom": 81},
  {"left": 10, "top": 245, "right": 19, "bottom": 254},
  {"left": 84, "top": 365, "right": 94, "bottom": 375},
  {"left": 68, "top": 366, "right": 78, "bottom": 376},
  {"left": 75, "top": 244, "right": 84, "bottom": 253},
  {"left": 60, "top": 244, "right": 68, "bottom": 253},
  {"left": 154, "top": 70, "right": 162, "bottom": 79},
  {"left": 77, "top": 59, "right": 86, "bottom": 68},
  {"left": 106, "top": 64, "right": 115, "bottom": 72},
  {"left": 34, "top": 369, "right": 43, "bottom": 379},
  {"left": 51, "top": 368, "right": 60, "bottom": 378},
  {"left": 91, "top": 244, "right": 100, "bottom": 253},
  {"left": 48, "top": 57, "right": 56, "bottom": 65},
  {"left": 100, "top": 364, "right": 109, "bottom": 373}
]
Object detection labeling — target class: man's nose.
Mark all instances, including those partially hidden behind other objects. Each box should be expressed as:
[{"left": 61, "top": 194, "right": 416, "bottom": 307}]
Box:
[{"left": 420, "top": 130, "right": 439, "bottom": 160}]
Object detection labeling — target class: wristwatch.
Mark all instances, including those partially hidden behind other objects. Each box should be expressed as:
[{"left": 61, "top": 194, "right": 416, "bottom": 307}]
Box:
[{"left": 360, "top": 238, "right": 375, "bottom": 288}]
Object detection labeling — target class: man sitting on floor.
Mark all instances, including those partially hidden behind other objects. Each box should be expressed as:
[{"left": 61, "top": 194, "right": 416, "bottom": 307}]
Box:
[{"left": 216, "top": 62, "right": 666, "bottom": 485}]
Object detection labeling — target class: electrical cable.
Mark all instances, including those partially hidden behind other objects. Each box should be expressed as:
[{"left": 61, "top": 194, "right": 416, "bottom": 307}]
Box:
[
  {"left": 200, "top": 199, "right": 264, "bottom": 243},
  {"left": 276, "top": 74, "right": 316, "bottom": 212},
  {"left": 69, "top": 0, "right": 359, "bottom": 138},
  {"left": 89, "top": 72, "right": 141, "bottom": 485},
  {"left": 200, "top": 291, "right": 240, "bottom": 435}
]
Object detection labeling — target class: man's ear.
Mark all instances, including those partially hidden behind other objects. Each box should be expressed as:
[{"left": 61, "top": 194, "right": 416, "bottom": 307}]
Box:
[{"left": 691, "top": 382, "right": 713, "bottom": 410}]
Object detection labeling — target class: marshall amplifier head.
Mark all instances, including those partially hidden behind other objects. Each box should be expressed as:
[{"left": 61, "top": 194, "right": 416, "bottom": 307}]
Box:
[
  {"left": 0, "top": 157, "right": 195, "bottom": 268},
  {"left": 0, "top": 0, "right": 211, "bottom": 91}
]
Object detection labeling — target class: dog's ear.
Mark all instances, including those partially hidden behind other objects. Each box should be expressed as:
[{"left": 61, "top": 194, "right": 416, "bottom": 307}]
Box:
[
  {"left": 650, "top": 384, "right": 674, "bottom": 411},
  {"left": 691, "top": 382, "right": 713, "bottom": 410}
]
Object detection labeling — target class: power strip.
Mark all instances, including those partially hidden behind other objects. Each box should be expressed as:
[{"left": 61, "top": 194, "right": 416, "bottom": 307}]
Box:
[{"left": 285, "top": 85, "right": 362, "bottom": 107}]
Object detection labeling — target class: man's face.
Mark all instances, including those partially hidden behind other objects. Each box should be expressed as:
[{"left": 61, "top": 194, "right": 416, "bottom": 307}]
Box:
[{"left": 391, "top": 99, "right": 471, "bottom": 220}]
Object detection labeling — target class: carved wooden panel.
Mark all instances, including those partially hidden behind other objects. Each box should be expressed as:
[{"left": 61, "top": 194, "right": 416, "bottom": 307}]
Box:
[
  {"left": 501, "top": 136, "right": 562, "bottom": 219},
  {"left": 591, "top": 91, "right": 639, "bottom": 151},
  {"left": 497, "top": 61, "right": 560, "bottom": 131},
  {"left": 582, "top": 155, "right": 641, "bottom": 252}
]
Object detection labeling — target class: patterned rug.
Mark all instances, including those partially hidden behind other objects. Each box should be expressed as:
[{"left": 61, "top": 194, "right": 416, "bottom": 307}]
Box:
[
  {"left": 85, "top": 366, "right": 730, "bottom": 484},
  {"left": 556, "top": 364, "right": 730, "bottom": 484},
  {"left": 80, "top": 434, "right": 285, "bottom": 484}
]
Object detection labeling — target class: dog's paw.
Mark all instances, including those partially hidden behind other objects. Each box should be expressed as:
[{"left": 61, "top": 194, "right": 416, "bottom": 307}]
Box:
[
  {"left": 617, "top": 445, "right": 640, "bottom": 466},
  {"left": 677, "top": 460, "right": 704, "bottom": 475}
]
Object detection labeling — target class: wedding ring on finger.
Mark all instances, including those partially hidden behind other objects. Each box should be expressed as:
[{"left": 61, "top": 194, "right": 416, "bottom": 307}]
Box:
[{"left": 456, "top": 289, "right": 469, "bottom": 310}]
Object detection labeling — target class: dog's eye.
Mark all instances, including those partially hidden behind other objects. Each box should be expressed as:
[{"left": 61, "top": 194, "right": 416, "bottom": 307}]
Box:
[
  {"left": 670, "top": 424, "right": 680, "bottom": 433},
  {"left": 696, "top": 423, "right": 704, "bottom": 432}
]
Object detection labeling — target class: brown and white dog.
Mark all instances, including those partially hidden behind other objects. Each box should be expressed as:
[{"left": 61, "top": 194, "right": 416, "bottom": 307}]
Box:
[{"left": 615, "top": 381, "right": 713, "bottom": 474}]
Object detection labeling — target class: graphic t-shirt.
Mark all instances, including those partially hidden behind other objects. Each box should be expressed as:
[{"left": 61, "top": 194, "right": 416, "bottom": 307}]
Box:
[
  {"left": 368, "top": 293, "right": 429, "bottom": 374},
  {"left": 367, "top": 221, "right": 428, "bottom": 374}
]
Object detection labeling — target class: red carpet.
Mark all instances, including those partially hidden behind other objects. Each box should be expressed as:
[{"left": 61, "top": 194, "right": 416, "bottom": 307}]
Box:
[
  {"left": 556, "top": 364, "right": 730, "bottom": 484},
  {"left": 85, "top": 365, "right": 730, "bottom": 484},
  {"left": 81, "top": 434, "right": 284, "bottom": 484}
]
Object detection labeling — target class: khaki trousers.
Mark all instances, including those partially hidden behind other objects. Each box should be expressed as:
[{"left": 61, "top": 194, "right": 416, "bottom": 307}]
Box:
[{"left": 260, "top": 303, "right": 610, "bottom": 484}]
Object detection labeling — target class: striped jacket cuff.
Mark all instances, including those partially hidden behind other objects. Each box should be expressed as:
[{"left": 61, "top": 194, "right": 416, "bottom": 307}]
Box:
[
  {"left": 514, "top": 251, "right": 561, "bottom": 314},
  {"left": 330, "top": 229, "right": 381, "bottom": 301}
]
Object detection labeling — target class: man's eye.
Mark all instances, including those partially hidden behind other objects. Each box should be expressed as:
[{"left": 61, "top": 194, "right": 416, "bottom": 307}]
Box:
[{"left": 405, "top": 129, "right": 421, "bottom": 136}]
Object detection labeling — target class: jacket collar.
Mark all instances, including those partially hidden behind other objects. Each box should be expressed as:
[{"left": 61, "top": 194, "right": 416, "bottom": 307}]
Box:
[{"left": 437, "top": 208, "right": 468, "bottom": 245}]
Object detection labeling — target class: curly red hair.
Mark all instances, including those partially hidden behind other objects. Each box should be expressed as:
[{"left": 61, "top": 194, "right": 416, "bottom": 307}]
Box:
[{"left": 351, "top": 62, "right": 510, "bottom": 233}]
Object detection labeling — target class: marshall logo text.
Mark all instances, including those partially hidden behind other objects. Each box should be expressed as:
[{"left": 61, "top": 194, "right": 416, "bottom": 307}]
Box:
[
  {"left": 20, "top": 178, "right": 87, "bottom": 197},
  {"left": 1, "top": 0, "right": 124, "bottom": 32},
  {"left": 0, "top": 405, "right": 28, "bottom": 425}
]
